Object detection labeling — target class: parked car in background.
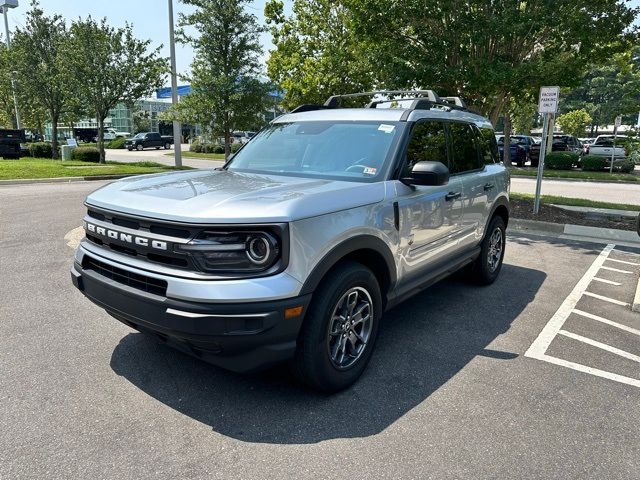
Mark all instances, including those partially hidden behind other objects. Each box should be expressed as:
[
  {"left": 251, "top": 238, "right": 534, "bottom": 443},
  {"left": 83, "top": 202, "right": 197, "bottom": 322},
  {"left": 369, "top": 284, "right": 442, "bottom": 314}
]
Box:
[
  {"left": 0, "top": 128, "right": 25, "bottom": 159},
  {"left": 104, "top": 128, "right": 131, "bottom": 141},
  {"left": 587, "top": 135, "right": 628, "bottom": 159},
  {"left": 496, "top": 135, "right": 536, "bottom": 167},
  {"left": 125, "top": 132, "right": 173, "bottom": 151},
  {"left": 233, "top": 131, "right": 256, "bottom": 144},
  {"left": 529, "top": 134, "right": 583, "bottom": 167}
]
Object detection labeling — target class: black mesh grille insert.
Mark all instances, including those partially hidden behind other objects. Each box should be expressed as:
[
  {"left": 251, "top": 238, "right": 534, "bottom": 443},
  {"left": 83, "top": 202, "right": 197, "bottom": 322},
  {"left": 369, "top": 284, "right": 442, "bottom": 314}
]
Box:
[{"left": 83, "top": 256, "right": 167, "bottom": 296}]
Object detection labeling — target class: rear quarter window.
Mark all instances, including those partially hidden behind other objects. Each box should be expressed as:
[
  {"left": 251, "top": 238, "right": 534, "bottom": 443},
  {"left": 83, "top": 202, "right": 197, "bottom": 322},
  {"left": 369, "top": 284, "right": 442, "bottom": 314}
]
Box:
[{"left": 477, "top": 127, "right": 499, "bottom": 164}]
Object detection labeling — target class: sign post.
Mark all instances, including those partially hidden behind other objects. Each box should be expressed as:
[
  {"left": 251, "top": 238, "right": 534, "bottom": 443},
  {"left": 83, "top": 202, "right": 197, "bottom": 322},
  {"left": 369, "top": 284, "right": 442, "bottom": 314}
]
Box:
[
  {"left": 610, "top": 115, "right": 622, "bottom": 174},
  {"left": 533, "top": 86, "right": 560, "bottom": 214}
]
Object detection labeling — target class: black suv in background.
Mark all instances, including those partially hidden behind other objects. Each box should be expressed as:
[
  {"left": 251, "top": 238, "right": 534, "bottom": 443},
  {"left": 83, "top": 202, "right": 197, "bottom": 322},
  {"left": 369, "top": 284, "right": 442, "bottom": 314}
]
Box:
[
  {"left": 0, "top": 128, "right": 25, "bottom": 159},
  {"left": 125, "top": 132, "right": 174, "bottom": 151},
  {"left": 529, "top": 134, "right": 583, "bottom": 167}
]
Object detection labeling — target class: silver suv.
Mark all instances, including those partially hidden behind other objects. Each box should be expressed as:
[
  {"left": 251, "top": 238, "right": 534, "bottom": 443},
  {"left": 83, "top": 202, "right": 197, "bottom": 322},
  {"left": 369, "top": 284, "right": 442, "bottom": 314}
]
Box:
[{"left": 71, "top": 91, "right": 509, "bottom": 392}]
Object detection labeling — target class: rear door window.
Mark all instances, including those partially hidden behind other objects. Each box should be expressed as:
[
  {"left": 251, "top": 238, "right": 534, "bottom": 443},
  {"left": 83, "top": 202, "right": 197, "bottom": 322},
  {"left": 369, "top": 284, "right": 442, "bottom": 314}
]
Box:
[{"left": 449, "top": 122, "right": 483, "bottom": 173}]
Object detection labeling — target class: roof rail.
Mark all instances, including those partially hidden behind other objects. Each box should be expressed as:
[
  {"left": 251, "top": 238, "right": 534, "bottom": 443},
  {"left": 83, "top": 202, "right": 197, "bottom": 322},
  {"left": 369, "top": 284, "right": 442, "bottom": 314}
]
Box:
[{"left": 324, "top": 90, "right": 441, "bottom": 108}]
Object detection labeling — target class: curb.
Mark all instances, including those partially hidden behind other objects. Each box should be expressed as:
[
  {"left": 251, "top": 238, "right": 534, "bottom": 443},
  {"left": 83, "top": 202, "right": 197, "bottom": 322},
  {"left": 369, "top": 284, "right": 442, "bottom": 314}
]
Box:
[
  {"left": 0, "top": 174, "right": 135, "bottom": 186},
  {"left": 509, "top": 217, "right": 640, "bottom": 246},
  {"left": 510, "top": 174, "right": 640, "bottom": 185}
]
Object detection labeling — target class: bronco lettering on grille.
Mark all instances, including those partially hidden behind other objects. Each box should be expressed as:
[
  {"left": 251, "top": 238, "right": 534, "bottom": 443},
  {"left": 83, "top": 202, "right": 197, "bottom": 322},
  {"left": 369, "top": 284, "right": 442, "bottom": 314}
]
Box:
[{"left": 85, "top": 222, "right": 168, "bottom": 251}]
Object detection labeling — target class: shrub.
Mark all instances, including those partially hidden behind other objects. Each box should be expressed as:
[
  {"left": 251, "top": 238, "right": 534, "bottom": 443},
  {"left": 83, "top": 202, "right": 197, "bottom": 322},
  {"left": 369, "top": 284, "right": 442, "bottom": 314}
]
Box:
[
  {"left": 231, "top": 142, "right": 242, "bottom": 153},
  {"left": 28, "top": 142, "right": 53, "bottom": 159},
  {"left": 544, "top": 151, "right": 578, "bottom": 170},
  {"left": 190, "top": 140, "right": 202, "bottom": 153},
  {"left": 106, "top": 137, "right": 127, "bottom": 149},
  {"left": 213, "top": 144, "right": 225, "bottom": 154},
  {"left": 614, "top": 159, "right": 635, "bottom": 174},
  {"left": 580, "top": 155, "right": 608, "bottom": 171},
  {"left": 71, "top": 147, "right": 101, "bottom": 163}
]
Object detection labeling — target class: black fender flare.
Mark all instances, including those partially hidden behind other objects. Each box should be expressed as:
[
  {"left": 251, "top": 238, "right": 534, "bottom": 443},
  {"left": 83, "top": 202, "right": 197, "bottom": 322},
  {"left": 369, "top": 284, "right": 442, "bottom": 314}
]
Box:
[{"left": 299, "top": 235, "right": 397, "bottom": 296}]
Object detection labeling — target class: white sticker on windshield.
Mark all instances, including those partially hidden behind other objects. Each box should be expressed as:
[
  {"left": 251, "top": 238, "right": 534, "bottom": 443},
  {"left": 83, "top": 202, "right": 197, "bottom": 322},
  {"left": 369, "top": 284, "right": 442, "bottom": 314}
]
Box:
[
  {"left": 378, "top": 124, "right": 395, "bottom": 133},
  {"left": 363, "top": 167, "right": 377, "bottom": 175}
]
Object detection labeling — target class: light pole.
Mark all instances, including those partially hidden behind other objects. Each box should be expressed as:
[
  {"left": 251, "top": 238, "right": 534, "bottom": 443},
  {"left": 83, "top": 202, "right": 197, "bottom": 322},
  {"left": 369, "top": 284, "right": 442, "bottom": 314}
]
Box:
[
  {"left": 167, "top": 0, "right": 182, "bottom": 167},
  {"left": 1, "top": 0, "right": 21, "bottom": 130}
]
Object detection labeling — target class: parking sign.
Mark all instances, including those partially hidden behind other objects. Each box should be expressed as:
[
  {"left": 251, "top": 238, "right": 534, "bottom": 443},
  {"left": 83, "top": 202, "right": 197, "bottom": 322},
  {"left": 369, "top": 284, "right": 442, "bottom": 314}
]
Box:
[{"left": 538, "top": 86, "right": 560, "bottom": 113}]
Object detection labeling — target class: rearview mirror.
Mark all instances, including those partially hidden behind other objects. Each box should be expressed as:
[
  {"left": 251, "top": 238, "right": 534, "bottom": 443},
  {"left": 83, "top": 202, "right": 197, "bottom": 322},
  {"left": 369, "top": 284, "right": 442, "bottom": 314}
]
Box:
[{"left": 401, "top": 161, "right": 449, "bottom": 186}]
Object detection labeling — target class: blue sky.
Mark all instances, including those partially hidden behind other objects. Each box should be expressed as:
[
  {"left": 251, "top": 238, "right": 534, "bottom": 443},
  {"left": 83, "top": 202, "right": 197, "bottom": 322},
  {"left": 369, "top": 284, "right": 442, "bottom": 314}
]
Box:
[
  {"left": 3, "top": 0, "right": 639, "bottom": 88},
  {"left": 3, "top": 0, "right": 293, "bottom": 82}
]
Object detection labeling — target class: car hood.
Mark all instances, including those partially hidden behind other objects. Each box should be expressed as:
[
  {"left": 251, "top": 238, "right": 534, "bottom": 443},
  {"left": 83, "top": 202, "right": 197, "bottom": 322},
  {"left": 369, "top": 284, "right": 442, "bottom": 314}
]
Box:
[{"left": 86, "top": 169, "right": 387, "bottom": 223}]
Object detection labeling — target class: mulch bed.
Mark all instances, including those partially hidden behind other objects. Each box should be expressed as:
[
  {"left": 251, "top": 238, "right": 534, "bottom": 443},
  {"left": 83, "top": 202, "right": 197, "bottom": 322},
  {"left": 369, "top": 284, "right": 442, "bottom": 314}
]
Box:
[{"left": 511, "top": 197, "right": 638, "bottom": 231}]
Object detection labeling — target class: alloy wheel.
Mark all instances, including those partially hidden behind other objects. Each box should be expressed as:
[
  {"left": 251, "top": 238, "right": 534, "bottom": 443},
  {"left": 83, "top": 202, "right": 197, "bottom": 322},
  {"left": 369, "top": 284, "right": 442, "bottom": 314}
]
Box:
[{"left": 487, "top": 227, "right": 503, "bottom": 272}]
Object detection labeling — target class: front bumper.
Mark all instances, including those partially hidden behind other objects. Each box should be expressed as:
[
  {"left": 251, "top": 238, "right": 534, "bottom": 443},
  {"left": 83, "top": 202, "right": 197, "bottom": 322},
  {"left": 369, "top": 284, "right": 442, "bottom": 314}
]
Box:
[{"left": 71, "top": 261, "right": 312, "bottom": 373}]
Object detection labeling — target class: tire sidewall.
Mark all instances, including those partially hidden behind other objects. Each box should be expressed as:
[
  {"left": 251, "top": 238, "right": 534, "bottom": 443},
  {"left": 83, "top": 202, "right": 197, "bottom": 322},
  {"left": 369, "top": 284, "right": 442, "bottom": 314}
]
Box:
[
  {"left": 298, "top": 263, "right": 382, "bottom": 391},
  {"left": 479, "top": 216, "right": 506, "bottom": 283}
]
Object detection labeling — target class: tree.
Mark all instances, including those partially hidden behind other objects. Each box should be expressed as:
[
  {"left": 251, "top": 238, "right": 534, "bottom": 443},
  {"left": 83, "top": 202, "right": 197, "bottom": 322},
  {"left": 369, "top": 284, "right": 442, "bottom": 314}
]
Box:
[
  {"left": 560, "top": 46, "right": 640, "bottom": 134},
  {"left": 0, "top": 41, "right": 16, "bottom": 128},
  {"left": 64, "top": 18, "right": 167, "bottom": 163},
  {"left": 11, "top": 1, "right": 69, "bottom": 157},
  {"left": 509, "top": 96, "right": 538, "bottom": 135},
  {"left": 272, "top": 1, "right": 637, "bottom": 124},
  {"left": 166, "top": 0, "right": 270, "bottom": 159},
  {"left": 265, "top": 0, "right": 374, "bottom": 110},
  {"left": 556, "top": 109, "right": 592, "bottom": 137}
]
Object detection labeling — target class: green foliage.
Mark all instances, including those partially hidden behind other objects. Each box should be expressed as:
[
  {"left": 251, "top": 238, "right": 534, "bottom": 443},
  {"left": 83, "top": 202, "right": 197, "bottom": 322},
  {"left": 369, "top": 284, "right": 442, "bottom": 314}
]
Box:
[
  {"left": 265, "top": 0, "right": 374, "bottom": 110},
  {"left": 615, "top": 159, "right": 635, "bottom": 173},
  {"left": 0, "top": 43, "right": 16, "bottom": 128},
  {"left": 545, "top": 152, "right": 579, "bottom": 170},
  {"left": 189, "top": 140, "right": 202, "bottom": 153},
  {"left": 190, "top": 140, "right": 225, "bottom": 154},
  {"left": 231, "top": 142, "right": 242, "bottom": 153},
  {"left": 28, "top": 142, "right": 53, "bottom": 159},
  {"left": 557, "top": 109, "right": 593, "bottom": 137},
  {"left": 63, "top": 17, "right": 168, "bottom": 163},
  {"left": 11, "top": 2, "right": 70, "bottom": 158},
  {"left": 509, "top": 96, "right": 538, "bottom": 135},
  {"left": 581, "top": 155, "right": 609, "bottom": 171},
  {"left": 165, "top": 0, "right": 271, "bottom": 160},
  {"left": 106, "top": 137, "right": 127, "bottom": 149},
  {"left": 561, "top": 46, "right": 640, "bottom": 130},
  {"left": 71, "top": 147, "right": 101, "bottom": 163},
  {"left": 272, "top": 0, "right": 638, "bottom": 122}
]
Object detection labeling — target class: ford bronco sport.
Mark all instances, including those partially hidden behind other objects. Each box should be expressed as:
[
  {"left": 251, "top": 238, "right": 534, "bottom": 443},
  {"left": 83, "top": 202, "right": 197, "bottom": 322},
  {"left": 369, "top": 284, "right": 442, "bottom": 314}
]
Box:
[{"left": 71, "top": 90, "right": 509, "bottom": 392}]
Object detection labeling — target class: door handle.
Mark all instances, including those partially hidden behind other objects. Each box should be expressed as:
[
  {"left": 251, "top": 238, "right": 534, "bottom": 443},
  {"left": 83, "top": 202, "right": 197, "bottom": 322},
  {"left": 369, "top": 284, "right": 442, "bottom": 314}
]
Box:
[
  {"left": 445, "top": 191, "right": 461, "bottom": 201},
  {"left": 484, "top": 183, "right": 495, "bottom": 191}
]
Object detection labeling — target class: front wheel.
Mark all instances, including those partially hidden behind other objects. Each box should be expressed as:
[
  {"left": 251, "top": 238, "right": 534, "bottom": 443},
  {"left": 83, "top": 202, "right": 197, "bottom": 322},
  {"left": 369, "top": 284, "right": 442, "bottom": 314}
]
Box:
[
  {"left": 469, "top": 216, "right": 506, "bottom": 285},
  {"left": 136, "top": 144, "right": 143, "bottom": 151},
  {"left": 127, "top": 146, "right": 133, "bottom": 151},
  {"left": 164, "top": 143, "right": 171, "bottom": 149},
  {"left": 293, "top": 262, "right": 382, "bottom": 392}
]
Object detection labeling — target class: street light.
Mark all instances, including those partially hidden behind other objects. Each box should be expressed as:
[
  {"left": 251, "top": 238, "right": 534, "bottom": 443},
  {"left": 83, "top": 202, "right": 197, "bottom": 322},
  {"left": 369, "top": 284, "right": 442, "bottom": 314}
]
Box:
[
  {"left": 167, "top": 0, "right": 182, "bottom": 168},
  {"left": 1, "top": 0, "right": 21, "bottom": 130}
]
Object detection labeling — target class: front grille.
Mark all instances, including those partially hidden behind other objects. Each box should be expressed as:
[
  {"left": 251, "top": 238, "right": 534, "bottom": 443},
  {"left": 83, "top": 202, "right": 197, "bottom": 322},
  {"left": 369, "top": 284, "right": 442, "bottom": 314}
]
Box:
[
  {"left": 83, "top": 256, "right": 167, "bottom": 296},
  {"left": 85, "top": 207, "right": 195, "bottom": 270}
]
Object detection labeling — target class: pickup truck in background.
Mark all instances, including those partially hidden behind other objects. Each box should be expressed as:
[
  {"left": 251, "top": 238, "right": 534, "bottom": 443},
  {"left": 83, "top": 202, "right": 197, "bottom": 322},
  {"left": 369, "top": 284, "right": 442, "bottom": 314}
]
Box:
[
  {"left": 0, "top": 128, "right": 25, "bottom": 159},
  {"left": 124, "top": 132, "right": 173, "bottom": 151},
  {"left": 586, "top": 135, "right": 627, "bottom": 159}
]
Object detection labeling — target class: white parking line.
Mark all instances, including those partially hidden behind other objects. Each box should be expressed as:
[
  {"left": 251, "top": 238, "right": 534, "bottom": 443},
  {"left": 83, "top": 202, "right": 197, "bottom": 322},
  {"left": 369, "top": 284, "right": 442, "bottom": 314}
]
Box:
[
  {"left": 583, "top": 291, "right": 630, "bottom": 307},
  {"left": 558, "top": 330, "right": 640, "bottom": 363},
  {"left": 600, "top": 266, "right": 634, "bottom": 274},
  {"left": 573, "top": 309, "right": 640, "bottom": 336},
  {"left": 592, "top": 277, "right": 622, "bottom": 286},
  {"left": 525, "top": 243, "right": 640, "bottom": 389},
  {"left": 606, "top": 258, "right": 640, "bottom": 266}
]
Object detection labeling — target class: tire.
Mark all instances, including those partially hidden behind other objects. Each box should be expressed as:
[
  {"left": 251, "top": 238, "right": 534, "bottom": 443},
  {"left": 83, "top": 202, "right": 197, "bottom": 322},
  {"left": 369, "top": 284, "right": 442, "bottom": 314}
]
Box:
[
  {"left": 469, "top": 216, "right": 506, "bottom": 285},
  {"left": 164, "top": 143, "right": 171, "bottom": 149},
  {"left": 127, "top": 147, "right": 133, "bottom": 151},
  {"left": 292, "top": 261, "right": 382, "bottom": 392},
  {"left": 136, "top": 144, "right": 143, "bottom": 151},
  {"left": 155, "top": 146, "right": 160, "bottom": 150}
]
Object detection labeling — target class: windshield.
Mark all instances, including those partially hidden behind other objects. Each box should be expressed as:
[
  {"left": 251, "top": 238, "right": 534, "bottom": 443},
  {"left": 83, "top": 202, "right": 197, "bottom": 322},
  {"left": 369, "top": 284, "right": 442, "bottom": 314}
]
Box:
[
  {"left": 225, "top": 121, "right": 401, "bottom": 182},
  {"left": 497, "top": 136, "right": 526, "bottom": 145},
  {"left": 133, "top": 133, "right": 145, "bottom": 139}
]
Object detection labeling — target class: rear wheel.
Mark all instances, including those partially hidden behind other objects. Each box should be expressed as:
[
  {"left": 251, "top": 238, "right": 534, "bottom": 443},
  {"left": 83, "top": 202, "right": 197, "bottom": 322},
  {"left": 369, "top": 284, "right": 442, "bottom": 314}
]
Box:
[
  {"left": 164, "top": 142, "right": 171, "bottom": 149},
  {"left": 469, "top": 216, "right": 506, "bottom": 285},
  {"left": 155, "top": 146, "right": 160, "bottom": 150},
  {"left": 136, "top": 144, "right": 143, "bottom": 151},
  {"left": 293, "top": 261, "right": 382, "bottom": 392}
]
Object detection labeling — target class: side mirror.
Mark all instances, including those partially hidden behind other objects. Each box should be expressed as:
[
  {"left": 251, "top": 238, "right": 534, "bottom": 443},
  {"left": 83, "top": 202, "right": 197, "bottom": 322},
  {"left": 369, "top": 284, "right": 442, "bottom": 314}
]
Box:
[{"left": 401, "top": 161, "right": 449, "bottom": 186}]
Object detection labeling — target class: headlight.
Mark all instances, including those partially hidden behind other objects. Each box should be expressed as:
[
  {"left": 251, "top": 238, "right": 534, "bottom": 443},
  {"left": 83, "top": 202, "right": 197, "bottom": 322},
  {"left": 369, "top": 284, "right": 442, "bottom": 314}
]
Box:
[{"left": 176, "top": 229, "right": 284, "bottom": 274}]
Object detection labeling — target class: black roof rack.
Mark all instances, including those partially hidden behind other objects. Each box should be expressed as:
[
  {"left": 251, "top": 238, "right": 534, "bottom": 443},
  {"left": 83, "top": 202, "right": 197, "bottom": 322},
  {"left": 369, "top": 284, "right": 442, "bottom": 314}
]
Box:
[{"left": 288, "top": 90, "right": 469, "bottom": 116}]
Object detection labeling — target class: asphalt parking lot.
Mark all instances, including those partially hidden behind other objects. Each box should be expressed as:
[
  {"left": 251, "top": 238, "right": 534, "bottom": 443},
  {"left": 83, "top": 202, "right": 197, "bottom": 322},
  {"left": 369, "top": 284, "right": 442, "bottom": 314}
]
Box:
[{"left": 1, "top": 181, "right": 639, "bottom": 479}]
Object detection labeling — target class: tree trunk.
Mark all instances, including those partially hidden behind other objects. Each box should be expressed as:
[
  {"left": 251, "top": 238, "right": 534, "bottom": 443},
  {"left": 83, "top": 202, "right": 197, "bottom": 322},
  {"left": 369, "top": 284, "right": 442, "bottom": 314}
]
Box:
[
  {"left": 224, "top": 129, "right": 231, "bottom": 161},
  {"left": 51, "top": 112, "right": 60, "bottom": 159},
  {"left": 97, "top": 115, "right": 106, "bottom": 164},
  {"left": 503, "top": 115, "right": 512, "bottom": 167}
]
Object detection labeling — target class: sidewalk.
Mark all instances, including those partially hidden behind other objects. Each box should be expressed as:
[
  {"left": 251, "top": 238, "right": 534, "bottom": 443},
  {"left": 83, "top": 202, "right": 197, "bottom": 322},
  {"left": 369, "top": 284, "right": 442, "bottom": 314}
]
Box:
[{"left": 511, "top": 176, "right": 640, "bottom": 206}]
